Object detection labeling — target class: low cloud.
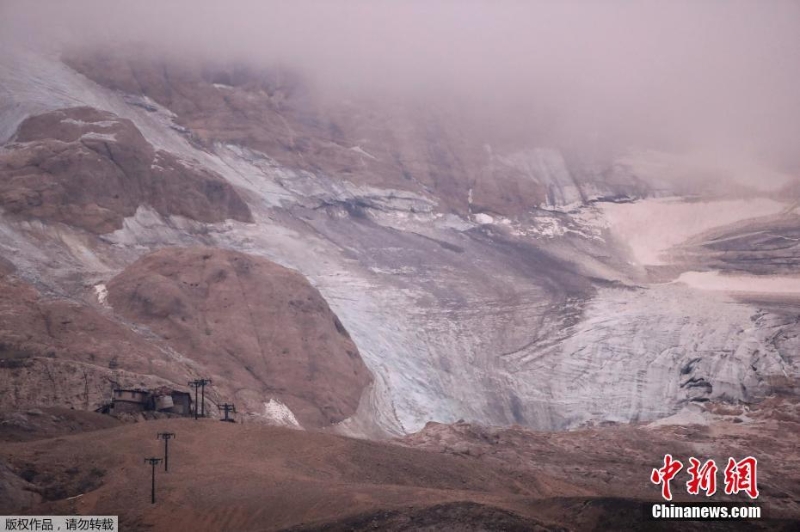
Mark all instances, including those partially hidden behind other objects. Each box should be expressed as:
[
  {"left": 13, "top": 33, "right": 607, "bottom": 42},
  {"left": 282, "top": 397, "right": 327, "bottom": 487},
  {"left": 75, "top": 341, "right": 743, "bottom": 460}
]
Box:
[{"left": 3, "top": 0, "right": 799, "bottom": 172}]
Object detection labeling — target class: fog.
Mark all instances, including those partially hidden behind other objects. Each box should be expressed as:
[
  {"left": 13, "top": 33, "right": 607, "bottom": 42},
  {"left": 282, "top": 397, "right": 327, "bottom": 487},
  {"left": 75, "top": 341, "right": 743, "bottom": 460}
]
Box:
[{"left": 2, "top": 0, "right": 799, "bottom": 171}]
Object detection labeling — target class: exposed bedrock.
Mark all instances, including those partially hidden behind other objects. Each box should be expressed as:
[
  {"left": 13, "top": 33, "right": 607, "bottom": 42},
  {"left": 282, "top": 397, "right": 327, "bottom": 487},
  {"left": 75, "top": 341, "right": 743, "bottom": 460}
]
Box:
[
  {"left": 106, "top": 246, "right": 372, "bottom": 427},
  {"left": 0, "top": 106, "right": 251, "bottom": 233},
  {"left": 62, "top": 48, "right": 653, "bottom": 217},
  {"left": 0, "top": 241, "right": 372, "bottom": 428},
  {"left": 0, "top": 262, "right": 184, "bottom": 412}
]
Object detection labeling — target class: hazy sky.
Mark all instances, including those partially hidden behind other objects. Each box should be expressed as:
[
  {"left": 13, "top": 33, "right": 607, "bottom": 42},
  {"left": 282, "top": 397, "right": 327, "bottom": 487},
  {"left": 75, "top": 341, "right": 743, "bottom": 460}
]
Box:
[{"left": 2, "top": 0, "right": 799, "bottom": 170}]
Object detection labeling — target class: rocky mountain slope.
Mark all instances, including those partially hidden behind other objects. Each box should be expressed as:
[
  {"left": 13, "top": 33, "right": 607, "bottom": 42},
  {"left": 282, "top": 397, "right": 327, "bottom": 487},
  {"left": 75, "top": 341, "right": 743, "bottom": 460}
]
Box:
[
  {"left": 0, "top": 45, "right": 798, "bottom": 437},
  {"left": 0, "top": 256, "right": 184, "bottom": 411},
  {"left": 1, "top": 106, "right": 251, "bottom": 234},
  {"left": 62, "top": 48, "right": 653, "bottom": 217},
  {"left": 107, "top": 247, "right": 371, "bottom": 426},
  {"left": 0, "top": 244, "right": 370, "bottom": 428}
]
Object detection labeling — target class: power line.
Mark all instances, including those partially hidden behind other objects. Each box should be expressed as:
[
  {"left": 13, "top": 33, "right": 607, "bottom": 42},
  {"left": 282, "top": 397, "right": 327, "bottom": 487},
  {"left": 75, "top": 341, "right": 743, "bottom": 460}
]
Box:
[
  {"left": 188, "top": 381, "right": 200, "bottom": 420},
  {"left": 144, "top": 457, "right": 163, "bottom": 504},
  {"left": 198, "top": 379, "right": 212, "bottom": 417},
  {"left": 188, "top": 379, "right": 212, "bottom": 419},
  {"left": 219, "top": 403, "right": 236, "bottom": 423},
  {"left": 157, "top": 432, "right": 176, "bottom": 472}
]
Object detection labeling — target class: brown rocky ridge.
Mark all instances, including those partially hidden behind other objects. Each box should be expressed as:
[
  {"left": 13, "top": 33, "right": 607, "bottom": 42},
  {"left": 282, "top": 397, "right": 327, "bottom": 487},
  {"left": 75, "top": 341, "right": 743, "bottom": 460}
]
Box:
[
  {"left": 0, "top": 106, "right": 252, "bottom": 234},
  {"left": 0, "top": 244, "right": 372, "bottom": 429},
  {"left": 0, "top": 258, "right": 186, "bottom": 412},
  {"left": 106, "top": 246, "right": 372, "bottom": 427}
]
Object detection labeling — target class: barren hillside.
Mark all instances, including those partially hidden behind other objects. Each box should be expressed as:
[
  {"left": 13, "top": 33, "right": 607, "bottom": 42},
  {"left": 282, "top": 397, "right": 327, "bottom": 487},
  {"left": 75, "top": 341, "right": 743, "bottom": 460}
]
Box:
[{"left": 1, "top": 416, "right": 797, "bottom": 530}]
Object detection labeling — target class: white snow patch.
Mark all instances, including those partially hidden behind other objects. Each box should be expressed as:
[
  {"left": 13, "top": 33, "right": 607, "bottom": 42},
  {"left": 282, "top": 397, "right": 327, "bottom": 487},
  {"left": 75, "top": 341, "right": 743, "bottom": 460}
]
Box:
[
  {"left": 350, "top": 145, "right": 377, "bottom": 160},
  {"left": 527, "top": 215, "right": 566, "bottom": 238},
  {"left": 93, "top": 283, "right": 109, "bottom": 306},
  {"left": 61, "top": 118, "right": 118, "bottom": 128},
  {"left": 80, "top": 131, "right": 117, "bottom": 142},
  {"left": 212, "top": 83, "right": 233, "bottom": 90},
  {"left": 569, "top": 207, "right": 608, "bottom": 240},
  {"left": 262, "top": 399, "right": 300, "bottom": 427},
  {"left": 474, "top": 213, "right": 494, "bottom": 225},
  {"left": 505, "top": 207, "right": 606, "bottom": 241}
]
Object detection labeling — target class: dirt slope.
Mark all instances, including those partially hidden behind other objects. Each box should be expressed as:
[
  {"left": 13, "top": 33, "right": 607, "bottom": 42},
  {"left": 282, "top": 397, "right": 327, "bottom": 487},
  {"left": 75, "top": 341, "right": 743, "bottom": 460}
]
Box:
[
  {"left": 0, "top": 407, "right": 122, "bottom": 443},
  {"left": 0, "top": 418, "right": 796, "bottom": 531},
  {"left": 0, "top": 420, "right": 552, "bottom": 530}
]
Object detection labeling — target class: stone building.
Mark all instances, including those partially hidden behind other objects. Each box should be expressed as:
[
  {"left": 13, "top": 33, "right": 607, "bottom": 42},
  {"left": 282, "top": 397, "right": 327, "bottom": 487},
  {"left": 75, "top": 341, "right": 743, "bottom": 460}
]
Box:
[{"left": 97, "top": 387, "right": 193, "bottom": 417}]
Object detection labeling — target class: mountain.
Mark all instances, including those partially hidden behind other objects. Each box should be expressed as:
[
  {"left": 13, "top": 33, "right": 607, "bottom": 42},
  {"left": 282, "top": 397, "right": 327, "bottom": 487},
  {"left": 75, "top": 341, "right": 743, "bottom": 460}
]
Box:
[
  {"left": 106, "top": 246, "right": 371, "bottom": 427},
  {"left": 1, "top": 37, "right": 800, "bottom": 530},
  {"left": 0, "top": 45, "right": 798, "bottom": 441}
]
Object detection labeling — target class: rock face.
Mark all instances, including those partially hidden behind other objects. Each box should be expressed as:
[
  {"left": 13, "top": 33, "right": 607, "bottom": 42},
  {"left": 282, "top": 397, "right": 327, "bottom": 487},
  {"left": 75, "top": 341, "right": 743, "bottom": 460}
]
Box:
[
  {"left": 62, "top": 49, "right": 650, "bottom": 217},
  {"left": 0, "top": 276, "right": 177, "bottom": 410},
  {"left": 106, "top": 247, "right": 371, "bottom": 426},
  {"left": 0, "top": 264, "right": 187, "bottom": 411},
  {"left": 0, "top": 242, "right": 371, "bottom": 428},
  {"left": 0, "top": 107, "right": 252, "bottom": 233}
]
